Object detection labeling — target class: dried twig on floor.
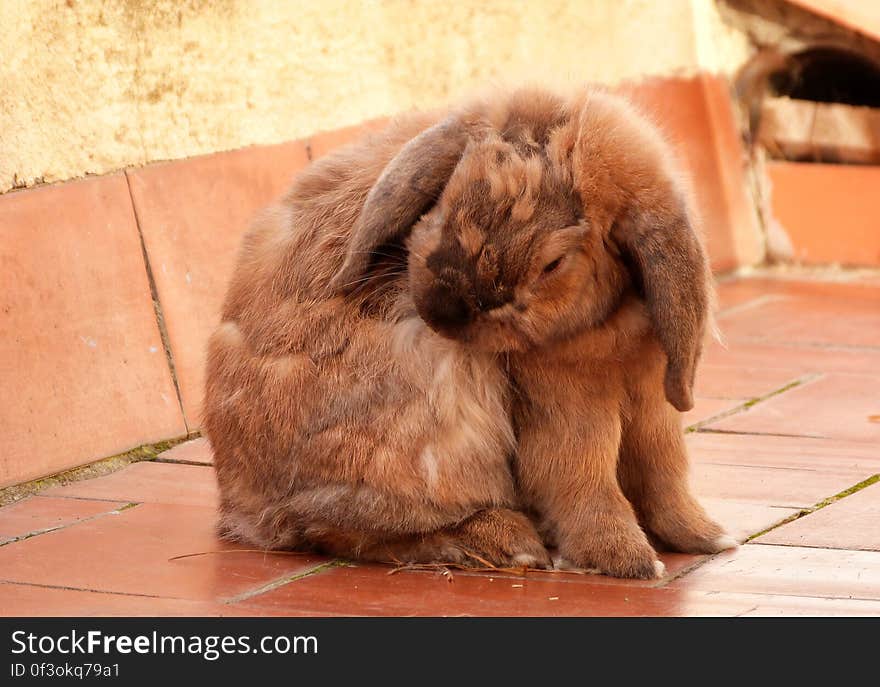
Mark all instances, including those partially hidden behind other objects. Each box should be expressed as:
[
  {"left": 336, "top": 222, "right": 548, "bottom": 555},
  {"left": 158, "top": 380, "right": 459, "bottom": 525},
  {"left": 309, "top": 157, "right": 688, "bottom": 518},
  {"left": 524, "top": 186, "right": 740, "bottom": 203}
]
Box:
[
  {"left": 167, "top": 549, "right": 312, "bottom": 562},
  {"left": 385, "top": 560, "right": 596, "bottom": 581}
]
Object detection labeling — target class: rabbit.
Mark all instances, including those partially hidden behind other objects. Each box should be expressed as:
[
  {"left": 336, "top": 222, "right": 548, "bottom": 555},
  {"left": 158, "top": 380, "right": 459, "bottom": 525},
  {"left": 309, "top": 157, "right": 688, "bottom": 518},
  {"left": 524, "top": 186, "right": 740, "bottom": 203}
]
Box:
[
  {"left": 204, "top": 110, "right": 552, "bottom": 570},
  {"left": 204, "top": 85, "right": 736, "bottom": 579}
]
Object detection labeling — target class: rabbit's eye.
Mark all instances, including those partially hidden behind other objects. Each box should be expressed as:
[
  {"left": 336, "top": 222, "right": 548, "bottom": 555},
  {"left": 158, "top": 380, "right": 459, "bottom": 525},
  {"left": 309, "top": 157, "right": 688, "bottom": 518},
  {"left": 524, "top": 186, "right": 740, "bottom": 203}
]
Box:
[{"left": 542, "top": 257, "right": 563, "bottom": 275}]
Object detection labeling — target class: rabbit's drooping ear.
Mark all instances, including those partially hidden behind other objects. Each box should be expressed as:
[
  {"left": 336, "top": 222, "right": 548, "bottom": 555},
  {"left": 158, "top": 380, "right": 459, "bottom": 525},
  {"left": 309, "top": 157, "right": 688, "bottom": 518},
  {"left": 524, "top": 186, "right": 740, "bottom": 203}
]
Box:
[
  {"left": 612, "top": 201, "right": 709, "bottom": 412},
  {"left": 328, "top": 117, "right": 470, "bottom": 294}
]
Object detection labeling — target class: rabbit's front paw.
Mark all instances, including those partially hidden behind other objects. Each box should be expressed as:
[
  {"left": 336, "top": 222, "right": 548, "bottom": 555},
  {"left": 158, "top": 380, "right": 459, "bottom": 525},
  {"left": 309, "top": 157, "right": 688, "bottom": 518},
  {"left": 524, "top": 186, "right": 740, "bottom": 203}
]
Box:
[
  {"left": 640, "top": 491, "right": 739, "bottom": 555},
  {"left": 562, "top": 526, "right": 663, "bottom": 580},
  {"left": 451, "top": 508, "right": 552, "bottom": 569}
]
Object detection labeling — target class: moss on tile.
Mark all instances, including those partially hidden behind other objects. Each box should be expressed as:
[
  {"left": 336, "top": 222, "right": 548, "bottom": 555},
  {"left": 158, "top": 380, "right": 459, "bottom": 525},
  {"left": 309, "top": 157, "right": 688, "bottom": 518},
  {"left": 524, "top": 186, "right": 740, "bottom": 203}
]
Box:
[
  {"left": 0, "top": 502, "right": 141, "bottom": 547},
  {"left": 746, "top": 473, "right": 880, "bottom": 542},
  {"left": 224, "top": 560, "right": 349, "bottom": 605},
  {"left": 689, "top": 374, "right": 816, "bottom": 432},
  {"left": 0, "top": 434, "right": 198, "bottom": 508},
  {"left": 741, "top": 378, "right": 808, "bottom": 410}
]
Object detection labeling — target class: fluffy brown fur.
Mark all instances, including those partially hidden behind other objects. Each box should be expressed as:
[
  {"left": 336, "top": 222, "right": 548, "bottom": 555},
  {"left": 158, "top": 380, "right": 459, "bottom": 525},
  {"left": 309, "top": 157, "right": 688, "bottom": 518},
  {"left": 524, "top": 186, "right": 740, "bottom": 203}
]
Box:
[{"left": 204, "top": 86, "right": 734, "bottom": 579}]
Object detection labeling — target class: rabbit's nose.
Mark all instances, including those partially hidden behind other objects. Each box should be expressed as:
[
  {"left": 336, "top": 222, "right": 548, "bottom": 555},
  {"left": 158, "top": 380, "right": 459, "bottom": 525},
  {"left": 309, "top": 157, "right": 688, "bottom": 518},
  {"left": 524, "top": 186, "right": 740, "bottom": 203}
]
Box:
[{"left": 427, "top": 281, "right": 474, "bottom": 332}]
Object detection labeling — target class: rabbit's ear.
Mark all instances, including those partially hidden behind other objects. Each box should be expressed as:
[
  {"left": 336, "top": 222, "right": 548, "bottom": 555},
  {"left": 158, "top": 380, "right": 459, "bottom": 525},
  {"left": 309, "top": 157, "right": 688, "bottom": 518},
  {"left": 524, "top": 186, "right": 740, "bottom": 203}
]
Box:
[
  {"left": 612, "top": 200, "right": 709, "bottom": 412},
  {"left": 328, "top": 117, "right": 469, "bottom": 294}
]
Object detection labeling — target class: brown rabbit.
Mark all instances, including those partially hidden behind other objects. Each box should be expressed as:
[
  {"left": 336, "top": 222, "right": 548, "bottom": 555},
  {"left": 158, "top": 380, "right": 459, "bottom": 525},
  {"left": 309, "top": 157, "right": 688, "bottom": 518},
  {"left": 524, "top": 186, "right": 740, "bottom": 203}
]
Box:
[
  {"left": 205, "top": 85, "right": 735, "bottom": 579},
  {"left": 204, "top": 111, "right": 551, "bottom": 570}
]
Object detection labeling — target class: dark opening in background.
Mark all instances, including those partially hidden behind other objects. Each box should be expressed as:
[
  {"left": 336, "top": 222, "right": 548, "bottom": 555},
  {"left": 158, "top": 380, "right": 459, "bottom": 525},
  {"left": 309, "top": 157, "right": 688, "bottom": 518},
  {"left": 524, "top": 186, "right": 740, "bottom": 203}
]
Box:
[{"left": 769, "top": 47, "right": 880, "bottom": 107}]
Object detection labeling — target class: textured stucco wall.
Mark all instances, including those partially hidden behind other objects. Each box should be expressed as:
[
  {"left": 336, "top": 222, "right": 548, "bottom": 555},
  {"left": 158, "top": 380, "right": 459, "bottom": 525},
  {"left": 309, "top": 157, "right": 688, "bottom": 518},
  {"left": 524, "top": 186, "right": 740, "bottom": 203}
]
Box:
[{"left": 0, "top": 0, "right": 749, "bottom": 192}]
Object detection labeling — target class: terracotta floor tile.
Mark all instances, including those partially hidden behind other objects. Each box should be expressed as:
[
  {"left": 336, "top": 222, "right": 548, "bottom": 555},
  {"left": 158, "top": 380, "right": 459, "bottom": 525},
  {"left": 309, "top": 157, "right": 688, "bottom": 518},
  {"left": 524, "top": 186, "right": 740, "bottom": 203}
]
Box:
[
  {"left": 856, "top": 274, "right": 880, "bottom": 288},
  {"left": 0, "top": 502, "right": 327, "bottom": 601},
  {"left": 683, "top": 397, "right": 743, "bottom": 428},
  {"left": 43, "top": 461, "right": 218, "bottom": 508},
  {"left": 700, "top": 498, "right": 800, "bottom": 543},
  {"left": 669, "top": 544, "right": 880, "bottom": 599},
  {"left": 1, "top": 272, "right": 873, "bottom": 617},
  {"left": 687, "top": 431, "right": 880, "bottom": 475},
  {"left": 715, "top": 273, "right": 880, "bottom": 318},
  {"left": 127, "top": 141, "right": 310, "bottom": 426},
  {"left": 716, "top": 280, "right": 880, "bottom": 349},
  {"left": 8, "top": 575, "right": 878, "bottom": 618},
  {"left": 711, "top": 277, "right": 867, "bottom": 317},
  {"left": 715, "top": 278, "right": 775, "bottom": 313},
  {"left": 702, "top": 339, "right": 880, "bottom": 377},
  {"left": 718, "top": 277, "right": 880, "bottom": 303},
  {"left": 694, "top": 364, "right": 801, "bottom": 401},
  {"left": 0, "top": 175, "right": 186, "bottom": 487},
  {"left": 0, "top": 581, "right": 343, "bottom": 618},
  {"left": 707, "top": 374, "right": 880, "bottom": 443},
  {"left": 234, "top": 563, "right": 766, "bottom": 617},
  {"left": 702, "top": 592, "right": 880, "bottom": 617},
  {"left": 691, "top": 462, "right": 867, "bottom": 509},
  {"left": 158, "top": 437, "right": 213, "bottom": 465},
  {"left": 0, "top": 583, "right": 235, "bottom": 617},
  {"left": 757, "top": 482, "right": 880, "bottom": 551},
  {"left": 0, "top": 496, "right": 125, "bottom": 544}
]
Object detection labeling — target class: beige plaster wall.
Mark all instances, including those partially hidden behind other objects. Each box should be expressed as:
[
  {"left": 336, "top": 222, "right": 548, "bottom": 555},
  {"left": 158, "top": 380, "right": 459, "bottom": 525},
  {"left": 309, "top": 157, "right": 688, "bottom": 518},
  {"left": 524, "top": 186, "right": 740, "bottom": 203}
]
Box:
[{"left": 0, "top": 0, "right": 749, "bottom": 192}]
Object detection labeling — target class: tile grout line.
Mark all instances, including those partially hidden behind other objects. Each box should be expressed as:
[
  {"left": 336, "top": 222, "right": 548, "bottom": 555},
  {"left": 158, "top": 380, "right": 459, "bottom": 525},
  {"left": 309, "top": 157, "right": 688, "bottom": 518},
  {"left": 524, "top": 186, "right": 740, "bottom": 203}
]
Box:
[
  {"left": 123, "top": 170, "right": 190, "bottom": 434},
  {"left": 0, "top": 502, "right": 141, "bottom": 548},
  {"left": 715, "top": 294, "right": 789, "bottom": 319},
  {"left": 222, "top": 561, "right": 346, "bottom": 605},
  {"left": 721, "top": 336, "right": 880, "bottom": 353},
  {"left": 744, "top": 473, "right": 880, "bottom": 543},
  {"left": 717, "top": 587, "right": 880, "bottom": 606},
  {"left": 733, "top": 604, "right": 760, "bottom": 617},
  {"left": 748, "top": 541, "right": 880, "bottom": 553},
  {"left": 735, "top": 266, "right": 880, "bottom": 281},
  {"left": 654, "top": 551, "right": 724, "bottom": 588},
  {"left": 694, "top": 428, "right": 829, "bottom": 440},
  {"left": 152, "top": 457, "right": 212, "bottom": 467},
  {"left": 693, "top": 461, "right": 825, "bottom": 473},
  {"left": 657, "top": 478, "right": 879, "bottom": 588},
  {"left": 0, "top": 435, "right": 193, "bottom": 507},
  {"left": 0, "top": 578, "right": 181, "bottom": 601},
  {"left": 32, "top": 495, "right": 128, "bottom": 503},
  {"left": 686, "top": 373, "right": 821, "bottom": 433}
]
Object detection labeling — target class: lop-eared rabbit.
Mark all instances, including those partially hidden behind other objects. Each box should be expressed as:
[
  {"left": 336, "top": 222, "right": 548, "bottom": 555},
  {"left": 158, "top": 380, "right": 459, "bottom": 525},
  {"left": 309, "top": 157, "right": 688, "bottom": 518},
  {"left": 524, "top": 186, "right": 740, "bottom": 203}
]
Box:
[{"left": 204, "top": 87, "right": 735, "bottom": 579}]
